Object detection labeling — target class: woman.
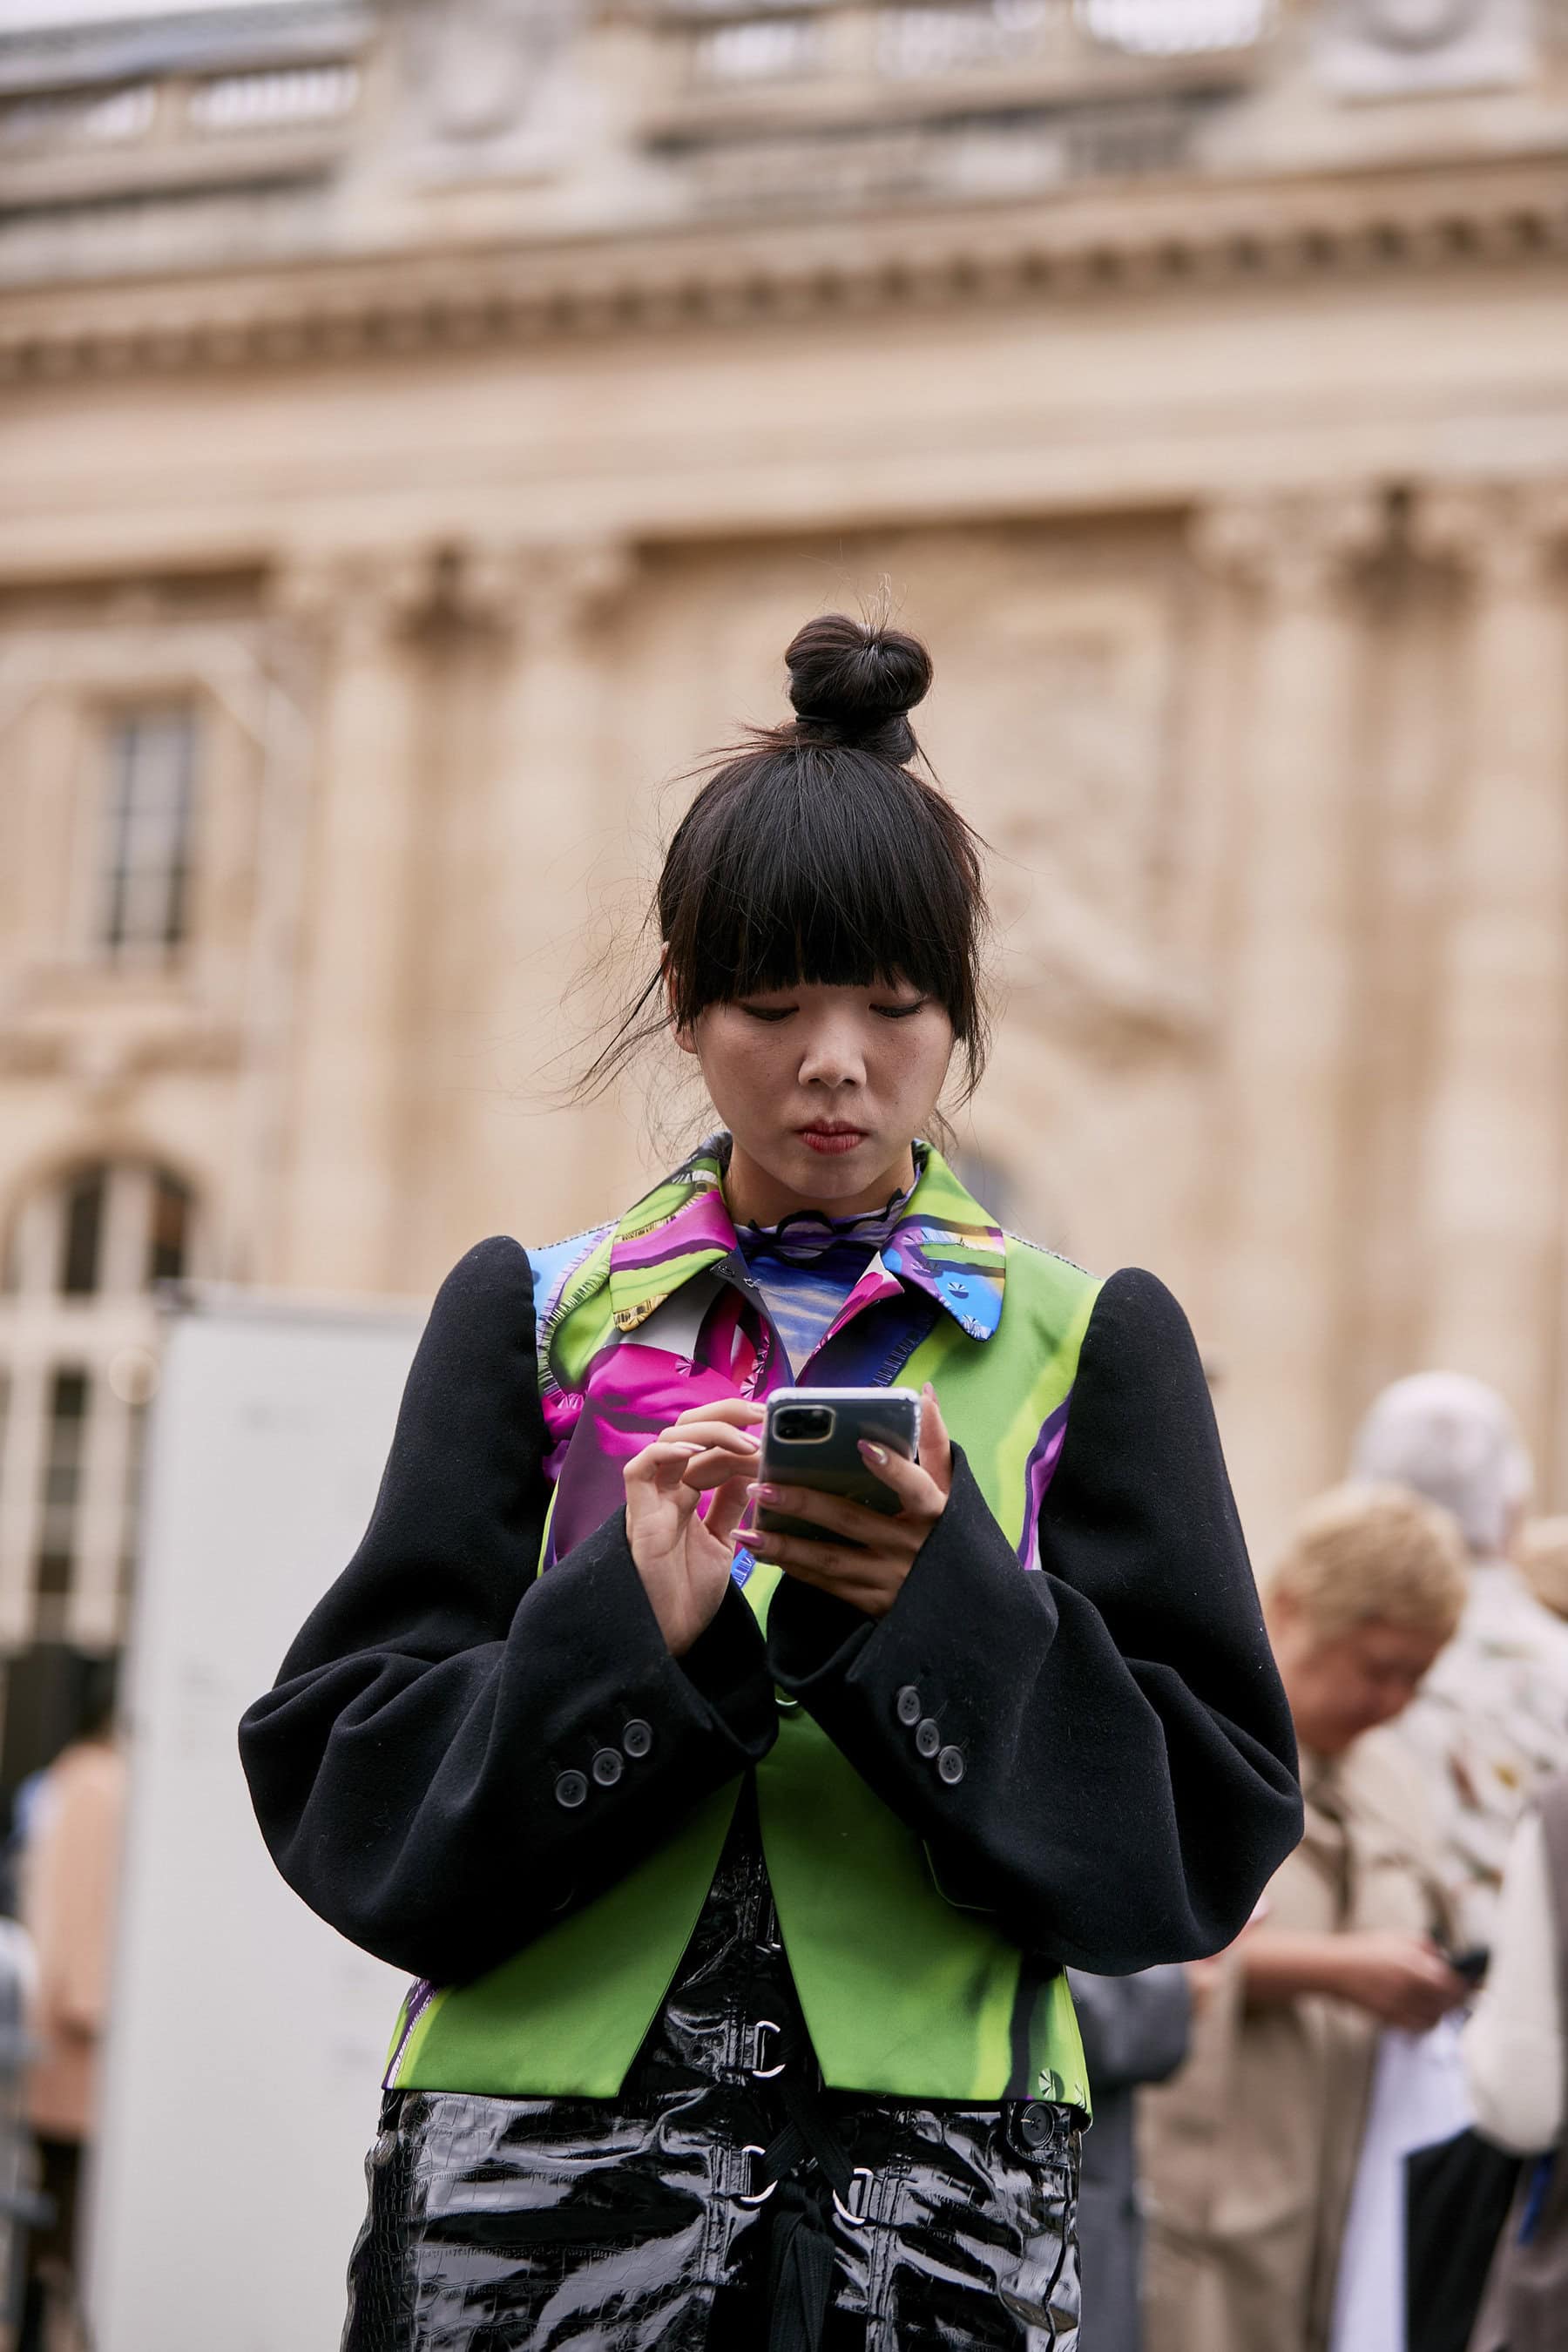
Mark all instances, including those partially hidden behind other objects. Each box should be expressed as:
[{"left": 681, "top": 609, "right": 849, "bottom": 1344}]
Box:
[
  {"left": 240, "top": 614, "right": 1301, "bottom": 2352},
  {"left": 1141, "top": 1481, "right": 1471, "bottom": 2352}
]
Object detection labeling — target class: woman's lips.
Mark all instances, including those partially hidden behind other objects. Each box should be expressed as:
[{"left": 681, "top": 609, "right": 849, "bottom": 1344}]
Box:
[{"left": 799, "top": 1126, "right": 867, "bottom": 1156}]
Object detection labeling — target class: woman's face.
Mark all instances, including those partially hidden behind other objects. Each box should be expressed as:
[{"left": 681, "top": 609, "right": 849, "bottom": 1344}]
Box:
[
  {"left": 677, "top": 977, "right": 956, "bottom": 1225},
  {"left": 1267, "top": 1593, "right": 1448, "bottom": 1757}
]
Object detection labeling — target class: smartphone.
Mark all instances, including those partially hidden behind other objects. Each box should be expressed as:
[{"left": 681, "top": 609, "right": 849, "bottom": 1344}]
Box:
[
  {"left": 757, "top": 1388, "right": 922, "bottom": 1546},
  {"left": 1446, "top": 1946, "right": 1490, "bottom": 1987}
]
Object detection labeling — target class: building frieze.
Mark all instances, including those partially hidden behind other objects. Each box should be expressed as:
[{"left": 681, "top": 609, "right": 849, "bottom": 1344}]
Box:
[{"left": 1, "top": 147, "right": 1565, "bottom": 388}]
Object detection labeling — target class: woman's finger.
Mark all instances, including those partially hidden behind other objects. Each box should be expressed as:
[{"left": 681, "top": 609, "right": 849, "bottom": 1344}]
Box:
[
  {"left": 747, "top": 1528, "right": 910, "bottom": 1590},
  {"left": 767, "top": 1547, "right": 892, "bottom": 1613},
  {"left": 661, "top": 1418, "right": 761, "bottom": 1458},
  {"left": 625, "top": 1440, "right": 706, "bottom": 1495},
  {"left": 706, "top": 1476, "right": 753, "bottom": 1549},
  {"left": 679, "top": 1443, "right": 769, "bottom": 1493},
  {"left": 749, "top": 1482, "right": 905, "bottom": 1546},
  {"left": 918, "top": 1383, "right": 954, "bottom": 1496},
  {"left": 855, "top": 1443, "right": 945, "bottom": 1519},
  {"left": 668, "top": 1398, "right": 766, "bottom": 1433}
]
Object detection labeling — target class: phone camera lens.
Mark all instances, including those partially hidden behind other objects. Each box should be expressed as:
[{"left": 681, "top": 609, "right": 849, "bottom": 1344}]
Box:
[{"left": 774, "top": 1406, "right": 833, "bottom": 1443}]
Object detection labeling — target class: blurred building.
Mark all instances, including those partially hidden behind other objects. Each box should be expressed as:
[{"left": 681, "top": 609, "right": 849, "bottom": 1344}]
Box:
[{"left": 0, "top": 0, "right": 1566, "bottom": 1765}]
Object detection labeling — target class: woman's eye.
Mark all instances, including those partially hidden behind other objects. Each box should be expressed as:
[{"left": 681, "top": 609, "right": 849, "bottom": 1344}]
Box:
[
  {"left": 874, "top": 999, "right": 928, "bottom": 1020},
  {"left": 739, "top": 1004, "right": 795, "bottom": 1023}
]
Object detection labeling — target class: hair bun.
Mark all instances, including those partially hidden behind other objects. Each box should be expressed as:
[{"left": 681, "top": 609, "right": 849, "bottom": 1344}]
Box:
[{"left": 784, "top": 613, "right": 932, "bottom": 763}]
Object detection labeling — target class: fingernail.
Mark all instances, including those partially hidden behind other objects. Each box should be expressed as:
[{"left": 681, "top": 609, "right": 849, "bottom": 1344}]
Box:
[
  {"left": 754, "top": 1484, "right": 781, "bottom": 1502},
  {"left": 860, "top": 1442, "right": 888, "bottom": 1464}
]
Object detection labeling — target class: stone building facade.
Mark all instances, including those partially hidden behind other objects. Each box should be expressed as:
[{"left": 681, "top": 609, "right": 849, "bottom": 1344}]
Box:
[{"left": 1, "top": 0, "right": 1567, "bottom": 1763}]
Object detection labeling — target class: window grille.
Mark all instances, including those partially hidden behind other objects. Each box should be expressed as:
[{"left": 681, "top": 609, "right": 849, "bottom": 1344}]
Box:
[
  {"left": 60, "top": 1167, "right": 106, "bottom": 1297},
  {"left": 186, "top": 64, "right": 361, "bottom": 133},
  {"left": 96, "top": 706, "right": 199, "bottom": 965},
  {"left": 0, "top": 1162, "right": 198, "bottom": 1653},
  {"left": 36, "top": 1370, "right": 90, "bottom": 1612}
]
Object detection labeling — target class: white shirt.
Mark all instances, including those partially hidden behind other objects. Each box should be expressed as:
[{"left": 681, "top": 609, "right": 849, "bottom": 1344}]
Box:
[
  {"left": 1461, "top": 1805, "right": 1565, "bottom": 2155},
  {"left": 1394, "top": 1562, "right": 1568, "bottom": 1948}
]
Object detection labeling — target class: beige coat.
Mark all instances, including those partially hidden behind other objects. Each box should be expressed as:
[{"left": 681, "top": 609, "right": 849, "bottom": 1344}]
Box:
[
  {"left": 21, "top": 1738, "right": 126, "bottom": 2144},
  {"left": 1139, "top": 1732, "right": 1451, "bottom": 2352}
]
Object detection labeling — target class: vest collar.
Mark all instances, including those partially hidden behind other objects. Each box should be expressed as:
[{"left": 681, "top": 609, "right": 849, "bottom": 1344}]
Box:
[{"left": 606, "top": 1136, "right": 1005, "bottom": 1343}]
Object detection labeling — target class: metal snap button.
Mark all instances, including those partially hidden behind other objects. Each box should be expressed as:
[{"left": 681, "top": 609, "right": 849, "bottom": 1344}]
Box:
[
  {"left": 554, "top": 1769, "right": 588, "bottom": 1810},
  {"left": 895, "top": 1685, "right": 922, "bottom": 1727},
  {"left": 622, "top": 1719, "right": 652, "bottom": 1760},
  {"left": 937, "top": 1745, "right": 966, "bottom": 1786},
  {"left": 915, "top": 1718, "right": 941, "bottom": 1759},
  {"left": 591, "top": 1747, "right": 624, "bottom": 1788}
]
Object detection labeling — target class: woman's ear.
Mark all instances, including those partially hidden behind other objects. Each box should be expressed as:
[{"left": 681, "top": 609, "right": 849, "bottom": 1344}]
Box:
[{"left": 661, "top": 947, "right": 700, "bottom": 1059}]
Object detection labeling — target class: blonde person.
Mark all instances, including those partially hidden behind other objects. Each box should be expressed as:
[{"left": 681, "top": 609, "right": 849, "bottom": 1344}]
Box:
[
  {"left": 1352, "top": 1373, "right": 1568, "bottom": 1950},
  {"left": 1141, "top": 1484, "right": 1470, "bottom": 2352}
]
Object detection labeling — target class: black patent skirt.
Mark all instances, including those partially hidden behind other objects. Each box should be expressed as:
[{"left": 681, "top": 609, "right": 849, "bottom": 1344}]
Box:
[{"left": 342, "top": 1811, "right": 1080, "bottom": 2352}]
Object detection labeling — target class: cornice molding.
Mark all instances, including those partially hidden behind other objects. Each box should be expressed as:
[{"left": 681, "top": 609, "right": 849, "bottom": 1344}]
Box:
[{"left": 2, "top": 152, "right": 1565, "bottom": 388}]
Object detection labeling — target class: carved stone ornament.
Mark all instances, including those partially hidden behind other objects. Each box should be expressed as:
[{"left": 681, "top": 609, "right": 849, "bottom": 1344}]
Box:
[
  {"left": 399, "top": 0, "right": 581, "bottom": 181},
  {"left": 1412, "top": 482, "right": 1568, "bottom": 593},
  {"left": 270, "top": 551, "right": 438, "bottom": 647},
  {"left": 1190, "top": 490, "right": 1386, "bottom": 604},
  {"left": 459, "top": 539, "right": 636, "bottom": 639},
  {"left": 1320, "top": 0, "right": 1531, "bottom": 96}
]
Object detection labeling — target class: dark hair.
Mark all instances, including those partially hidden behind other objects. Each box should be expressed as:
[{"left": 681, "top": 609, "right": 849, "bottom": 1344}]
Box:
[{"left": 582, "top": 613, "right": 990, "bottom": 1104}]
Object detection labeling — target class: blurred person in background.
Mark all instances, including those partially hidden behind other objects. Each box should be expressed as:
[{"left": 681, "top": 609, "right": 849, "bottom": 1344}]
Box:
[
  {"left": 1352, "top": 1375, "right": 1568, "bottom": 1950},
  {"left": 1517, "top": 1517, "right": 1568, "bottom": 1630},
  {"left": 1462, "top": 1773, "right": 1568, "bottom": 2352},
  {"left": 1068, "top": 1966, "right": 1190, "bottom": 2352},
  {"left": 18, "top": 1660, "right": 125, "bottom": 2352},
  {"left": 240, "top": 613, "right": 1301, "bottom": 2352},
  {"left": 1141, "top": 1484, "right": 1470, "bottom": 2352}
]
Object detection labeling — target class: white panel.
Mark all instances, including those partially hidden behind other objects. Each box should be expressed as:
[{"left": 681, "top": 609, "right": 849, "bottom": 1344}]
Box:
[{"left": 88, "top": 1292, "right": 426, "bottom": 2352}]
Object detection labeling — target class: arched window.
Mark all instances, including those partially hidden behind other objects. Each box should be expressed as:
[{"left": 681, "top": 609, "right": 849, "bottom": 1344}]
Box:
[{"left": 0, "top": 1160, "right": 199, "bottom": 1655}]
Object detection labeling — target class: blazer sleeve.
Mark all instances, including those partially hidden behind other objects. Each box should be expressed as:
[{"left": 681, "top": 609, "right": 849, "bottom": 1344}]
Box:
[
  {"left": 766, "top": 1266, "right": 1303, "bottom": 1971},
  {"left": 238, "top": 1236, "right": 778, "bottom": 1986}
]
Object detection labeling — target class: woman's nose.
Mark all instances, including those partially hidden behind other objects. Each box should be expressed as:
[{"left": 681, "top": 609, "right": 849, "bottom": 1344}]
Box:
[{"left": 798, "top": 1026, "right": 866, "bottom": 1087}]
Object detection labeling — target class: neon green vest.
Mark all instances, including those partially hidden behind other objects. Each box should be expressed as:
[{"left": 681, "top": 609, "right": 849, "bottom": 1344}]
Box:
[{"left": 387, "top": 1153, "right": 1099, "bottom": 2109}]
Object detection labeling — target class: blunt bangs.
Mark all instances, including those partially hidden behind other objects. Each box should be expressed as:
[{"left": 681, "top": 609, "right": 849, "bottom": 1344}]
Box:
[{"left": 659, "top": 745, "right": 984, "bottom": 1064}]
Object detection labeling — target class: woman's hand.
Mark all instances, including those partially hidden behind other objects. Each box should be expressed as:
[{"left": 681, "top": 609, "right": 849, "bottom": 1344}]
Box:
[
  {"left": 1329, "top": 1932, "right": 1472, "bottom": 2032},
  {"left": 1242, "top": 1927, "right": 1470, "bottom": 2032},
  {"left": 623, "top": 1398, "right": 763, "bottom": 1657},
  {"left": 743, "top": 1386, "right": 953, "bottom": 1619}
]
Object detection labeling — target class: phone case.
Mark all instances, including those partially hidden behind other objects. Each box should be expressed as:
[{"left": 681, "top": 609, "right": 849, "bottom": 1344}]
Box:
[{"left": 757, "top": 1387, "right": 922, "bottom": 1544}]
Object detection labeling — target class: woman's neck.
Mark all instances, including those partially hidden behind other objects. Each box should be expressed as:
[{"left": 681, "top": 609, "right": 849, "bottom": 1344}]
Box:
[{"left": 721, "top": 1139, "right": 917, "bottom": 1229}]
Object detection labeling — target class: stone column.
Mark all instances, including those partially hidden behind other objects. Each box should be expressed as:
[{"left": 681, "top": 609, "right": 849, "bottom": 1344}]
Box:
[
  {"left": 1195, "top": 490, "right": 1385, "bottom": 1558},
  {"left": 456, "top": 538, "right": 637, "bottom": 1250},
  {"left": 274, "top": 551, "right": 434, "bottom": 1294},
  {"left": 1412, "top": 484, "right": 1568, "bottom": 1478}
]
